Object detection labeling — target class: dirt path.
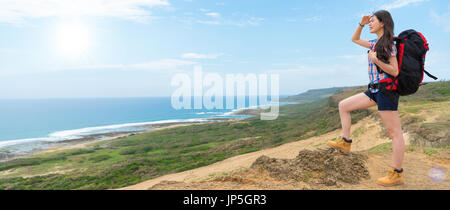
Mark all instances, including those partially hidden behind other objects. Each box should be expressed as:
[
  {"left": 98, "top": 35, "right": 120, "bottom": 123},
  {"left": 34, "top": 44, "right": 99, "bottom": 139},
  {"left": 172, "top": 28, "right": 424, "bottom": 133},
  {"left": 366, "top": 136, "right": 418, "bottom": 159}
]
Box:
[
  {"left": 335, "top": 152, "right": 450, "bottom": 190},
  {"left": 141, "top": 150, "right": 449, "bottom": 190},
  {"left": 118, "top": 115, "right": 449, "bottom": 190}
]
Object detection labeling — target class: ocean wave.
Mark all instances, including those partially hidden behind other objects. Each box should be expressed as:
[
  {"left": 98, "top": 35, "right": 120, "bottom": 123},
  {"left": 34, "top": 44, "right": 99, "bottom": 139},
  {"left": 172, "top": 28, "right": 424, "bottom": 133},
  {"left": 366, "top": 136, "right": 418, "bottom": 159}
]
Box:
[
  {"left": 0, "top": 118, "right": 211, "bottom": 150},
  {"left": 195, "top": 112, "right": 222, "bottom": 115},
  {"left": 0, "top": 137, "right": 51, "bottom": 148}
]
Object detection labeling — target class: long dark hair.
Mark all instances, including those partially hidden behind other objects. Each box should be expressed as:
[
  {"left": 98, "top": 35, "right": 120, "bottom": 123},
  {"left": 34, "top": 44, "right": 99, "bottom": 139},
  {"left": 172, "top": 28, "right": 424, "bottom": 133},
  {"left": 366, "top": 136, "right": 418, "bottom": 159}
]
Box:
[{"left": 373, "top": 10, "right": 394, "bottom": 63}]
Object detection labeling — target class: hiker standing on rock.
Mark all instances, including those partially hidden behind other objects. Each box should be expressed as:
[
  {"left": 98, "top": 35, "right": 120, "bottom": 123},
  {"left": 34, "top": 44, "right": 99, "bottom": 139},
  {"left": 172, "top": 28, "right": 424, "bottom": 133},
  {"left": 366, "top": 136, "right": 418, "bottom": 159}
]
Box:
[{"left": 327, "top": 10, "right": 405, "bottom": 187}]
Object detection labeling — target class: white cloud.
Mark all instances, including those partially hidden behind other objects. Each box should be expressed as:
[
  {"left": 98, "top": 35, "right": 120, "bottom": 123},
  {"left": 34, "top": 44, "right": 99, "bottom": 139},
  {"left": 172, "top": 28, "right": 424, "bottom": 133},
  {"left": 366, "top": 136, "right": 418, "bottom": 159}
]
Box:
[
  {"left": 181, "top": 53, "right": 224, "bottom": 59},
  {"left": 205, "top": 12, "right": 221, "bottom": 18},
  {"left": 0, "top": 0, "right": 170, "bottom": 24},
  {"left": 265, "top": 63, "right": 363, "bottom": 76},
  {"left": 198, "top": 17, "right": 264, "bottom": 27},
  {"left": 129, "top": 59, "right": 197, "bottom": 69},
  {"left": 425, "top": 53, "right": 450, "bottom": 81},
  {"left": 263, "top": 62, "right": 369, "bottom": 95},
  {"left": 49, "top": 59, "right": 197, "bottom": 71},
  {"left": 196, "top": 20, "right": 221, "bottom": 25},
  {"left": 235, "top": 17, "right": 264, "bottom": 27},
  {"left": 173, "top": 11, "right": 263, "bottom": 27},
  {"left": 305, "top": 16, "right": 322, "bottom": 22},
  {"left": 380, "top": 0, "right": 429, "bottom": 10},
  {"left": 200, "top": 13, "right": 263, "bottom": 27},
  {"left": 431, "top": 7, "right": 450, "bottom": 32}
]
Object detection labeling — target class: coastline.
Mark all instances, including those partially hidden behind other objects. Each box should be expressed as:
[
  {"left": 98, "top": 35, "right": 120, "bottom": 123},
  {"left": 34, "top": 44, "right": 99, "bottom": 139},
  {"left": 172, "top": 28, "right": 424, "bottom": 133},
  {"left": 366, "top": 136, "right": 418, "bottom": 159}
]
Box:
[
  {"left": 0, "top": 100, "right": 289, "bottom": 163},
  {"left": 2, "top": 117, "right": 244, "bottom": 162}
]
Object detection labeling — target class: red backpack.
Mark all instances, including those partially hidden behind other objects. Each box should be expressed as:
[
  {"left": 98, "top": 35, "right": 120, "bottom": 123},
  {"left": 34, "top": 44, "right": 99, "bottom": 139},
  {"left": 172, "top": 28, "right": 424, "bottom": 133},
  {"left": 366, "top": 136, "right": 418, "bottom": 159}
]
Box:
[{"left": 379, "top": 29, "right": 437, "bottom": 97}]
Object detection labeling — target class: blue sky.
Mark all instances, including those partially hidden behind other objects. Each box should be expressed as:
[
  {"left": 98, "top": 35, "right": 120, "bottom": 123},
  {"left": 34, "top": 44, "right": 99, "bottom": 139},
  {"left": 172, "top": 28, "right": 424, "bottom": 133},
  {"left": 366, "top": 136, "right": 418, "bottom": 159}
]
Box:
[{"left": 0, "top": 0, "right": 449, "bottom": 98}]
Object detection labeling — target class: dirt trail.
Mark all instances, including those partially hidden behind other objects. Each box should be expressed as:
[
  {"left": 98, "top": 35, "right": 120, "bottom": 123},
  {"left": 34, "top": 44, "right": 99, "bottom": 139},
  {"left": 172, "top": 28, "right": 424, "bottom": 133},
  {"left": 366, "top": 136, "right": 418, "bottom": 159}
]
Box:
[
  {"left": 119, "top": 115, "right": 449, "bottom": 190},
  {"left": 144, "top": 150, "right": 449, "bottom": 190}
]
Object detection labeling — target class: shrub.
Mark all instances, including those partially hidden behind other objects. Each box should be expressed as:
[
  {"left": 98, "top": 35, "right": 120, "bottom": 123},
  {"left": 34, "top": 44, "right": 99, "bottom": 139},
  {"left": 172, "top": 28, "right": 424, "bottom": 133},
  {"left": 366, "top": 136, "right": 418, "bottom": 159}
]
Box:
[{"left": 88, "top": 155, "right": 111, "bottom": 162}]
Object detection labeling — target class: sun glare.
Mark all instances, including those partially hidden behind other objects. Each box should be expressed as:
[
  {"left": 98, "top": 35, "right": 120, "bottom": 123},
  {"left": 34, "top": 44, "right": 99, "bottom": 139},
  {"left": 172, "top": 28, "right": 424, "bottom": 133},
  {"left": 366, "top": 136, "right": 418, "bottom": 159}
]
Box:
[{"left": 55, "top": 22, "right": 91, "bottom": 57}]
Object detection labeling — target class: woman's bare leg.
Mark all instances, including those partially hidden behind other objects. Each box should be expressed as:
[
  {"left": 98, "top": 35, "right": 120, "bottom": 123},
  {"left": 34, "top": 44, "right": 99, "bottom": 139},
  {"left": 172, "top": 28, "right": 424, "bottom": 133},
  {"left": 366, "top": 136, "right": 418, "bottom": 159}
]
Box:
[
  {"left": 339, "top": 93, "right": 377, "bottom": 139},
  {"left": 379, "top": 110, "right": 405, "bottom": 169}
]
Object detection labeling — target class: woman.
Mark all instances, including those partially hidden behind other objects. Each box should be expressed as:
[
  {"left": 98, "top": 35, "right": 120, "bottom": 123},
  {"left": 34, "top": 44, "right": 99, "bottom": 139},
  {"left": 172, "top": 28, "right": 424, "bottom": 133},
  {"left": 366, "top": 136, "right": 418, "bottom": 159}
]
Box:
[{"left": 327, "top": 10, "right": 406, "bottom": 187}]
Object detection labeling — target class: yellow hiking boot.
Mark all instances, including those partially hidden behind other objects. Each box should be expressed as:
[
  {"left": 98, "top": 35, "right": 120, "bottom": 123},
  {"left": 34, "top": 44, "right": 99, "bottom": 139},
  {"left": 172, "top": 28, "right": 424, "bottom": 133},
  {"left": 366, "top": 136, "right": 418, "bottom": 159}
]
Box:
[
  {"left": 377, "top": 167, "right": 404, "bottom": 187},
  {"left": 327, "top": 137, "right": 352, "bottom": 153}
]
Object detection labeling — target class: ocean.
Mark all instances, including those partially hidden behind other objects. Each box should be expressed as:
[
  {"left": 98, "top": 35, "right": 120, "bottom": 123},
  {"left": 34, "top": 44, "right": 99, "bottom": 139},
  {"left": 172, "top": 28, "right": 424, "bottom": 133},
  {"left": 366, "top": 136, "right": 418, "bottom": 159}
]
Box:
[{"left": 0, "top": 96, "right": 290, "bottom": 159}]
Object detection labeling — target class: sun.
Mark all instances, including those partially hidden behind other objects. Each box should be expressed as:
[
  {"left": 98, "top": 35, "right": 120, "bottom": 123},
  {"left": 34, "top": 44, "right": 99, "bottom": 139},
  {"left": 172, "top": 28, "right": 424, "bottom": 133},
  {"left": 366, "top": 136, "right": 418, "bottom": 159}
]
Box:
[{"left": 55, "top": 22, "right": 91, "bottom": 57}]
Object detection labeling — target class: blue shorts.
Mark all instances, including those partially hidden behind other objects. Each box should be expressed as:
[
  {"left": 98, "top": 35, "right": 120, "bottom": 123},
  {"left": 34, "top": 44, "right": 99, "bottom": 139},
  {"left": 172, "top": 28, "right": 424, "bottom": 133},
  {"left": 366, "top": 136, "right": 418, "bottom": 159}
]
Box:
[{"left": 364, "top": 89, "right": 399, "bottom": 111}]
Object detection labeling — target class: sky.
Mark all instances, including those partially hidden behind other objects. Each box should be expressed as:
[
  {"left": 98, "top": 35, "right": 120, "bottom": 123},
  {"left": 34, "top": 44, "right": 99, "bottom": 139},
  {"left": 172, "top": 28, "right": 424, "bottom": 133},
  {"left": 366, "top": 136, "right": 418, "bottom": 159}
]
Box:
[{"left": 0, "top": 0, "right": 449, "bottom": 98}]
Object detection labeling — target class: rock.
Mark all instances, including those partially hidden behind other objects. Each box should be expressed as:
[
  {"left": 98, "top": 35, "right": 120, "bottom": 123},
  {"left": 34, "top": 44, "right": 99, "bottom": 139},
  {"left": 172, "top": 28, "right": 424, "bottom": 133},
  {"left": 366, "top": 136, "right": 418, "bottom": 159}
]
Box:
[{"left": 250, "top": 148, "right": 370, "bottom": 187}]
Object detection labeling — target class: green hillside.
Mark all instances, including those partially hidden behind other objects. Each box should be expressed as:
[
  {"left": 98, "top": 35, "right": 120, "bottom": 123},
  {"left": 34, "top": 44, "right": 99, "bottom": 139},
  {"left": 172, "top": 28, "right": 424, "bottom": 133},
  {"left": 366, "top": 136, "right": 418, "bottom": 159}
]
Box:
[{"left": 0, "top": 81, "right": 448, "bottom": 190}]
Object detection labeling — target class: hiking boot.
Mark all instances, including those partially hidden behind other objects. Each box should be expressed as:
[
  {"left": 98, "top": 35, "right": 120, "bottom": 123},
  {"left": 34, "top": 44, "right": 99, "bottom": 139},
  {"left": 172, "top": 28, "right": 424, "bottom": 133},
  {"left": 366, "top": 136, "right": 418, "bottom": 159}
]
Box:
[
  {"left": 377, "top": 167, "right": 404, "bottom": 187},
  {"left": 327, "top": 137, "right": 351, "bottom": 153}
]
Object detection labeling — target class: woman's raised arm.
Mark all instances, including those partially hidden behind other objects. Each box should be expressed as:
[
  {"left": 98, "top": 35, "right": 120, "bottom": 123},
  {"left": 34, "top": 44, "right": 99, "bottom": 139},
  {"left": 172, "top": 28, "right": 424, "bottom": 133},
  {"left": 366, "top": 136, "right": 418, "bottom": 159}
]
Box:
[{"left": 351, "top": 15, "right": 371, "bottom": 49}]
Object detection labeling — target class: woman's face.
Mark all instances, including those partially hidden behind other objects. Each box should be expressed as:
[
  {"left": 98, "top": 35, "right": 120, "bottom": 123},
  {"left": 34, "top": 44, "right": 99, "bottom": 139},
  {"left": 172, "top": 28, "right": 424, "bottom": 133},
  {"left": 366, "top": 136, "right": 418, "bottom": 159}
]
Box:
[{"left": 369, "top": 15, "right": 384, "bottom": 34}]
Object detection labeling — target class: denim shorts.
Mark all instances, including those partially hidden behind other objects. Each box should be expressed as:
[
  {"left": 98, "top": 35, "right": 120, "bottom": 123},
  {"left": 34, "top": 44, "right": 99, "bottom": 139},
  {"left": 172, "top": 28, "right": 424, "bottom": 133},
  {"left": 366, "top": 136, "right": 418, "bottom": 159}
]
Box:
[{"left": 364, "top": 89, "right": 399, "bottom": 111}]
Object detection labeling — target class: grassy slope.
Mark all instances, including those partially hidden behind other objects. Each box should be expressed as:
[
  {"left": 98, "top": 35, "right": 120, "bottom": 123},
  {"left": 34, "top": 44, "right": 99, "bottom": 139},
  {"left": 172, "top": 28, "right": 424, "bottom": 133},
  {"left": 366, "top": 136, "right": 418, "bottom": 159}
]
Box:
[
  {"left": 280, "top": 87, "right": 344, "bottom": 103},
  {"left": 0, "top": 82, "right": 448, "bottom": 190},
  {"left": 398, "top": 82, "right": 450, "bottom": 147},
  {"left": 368, "top": 81, "right": 450, "bottom": 153}
]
